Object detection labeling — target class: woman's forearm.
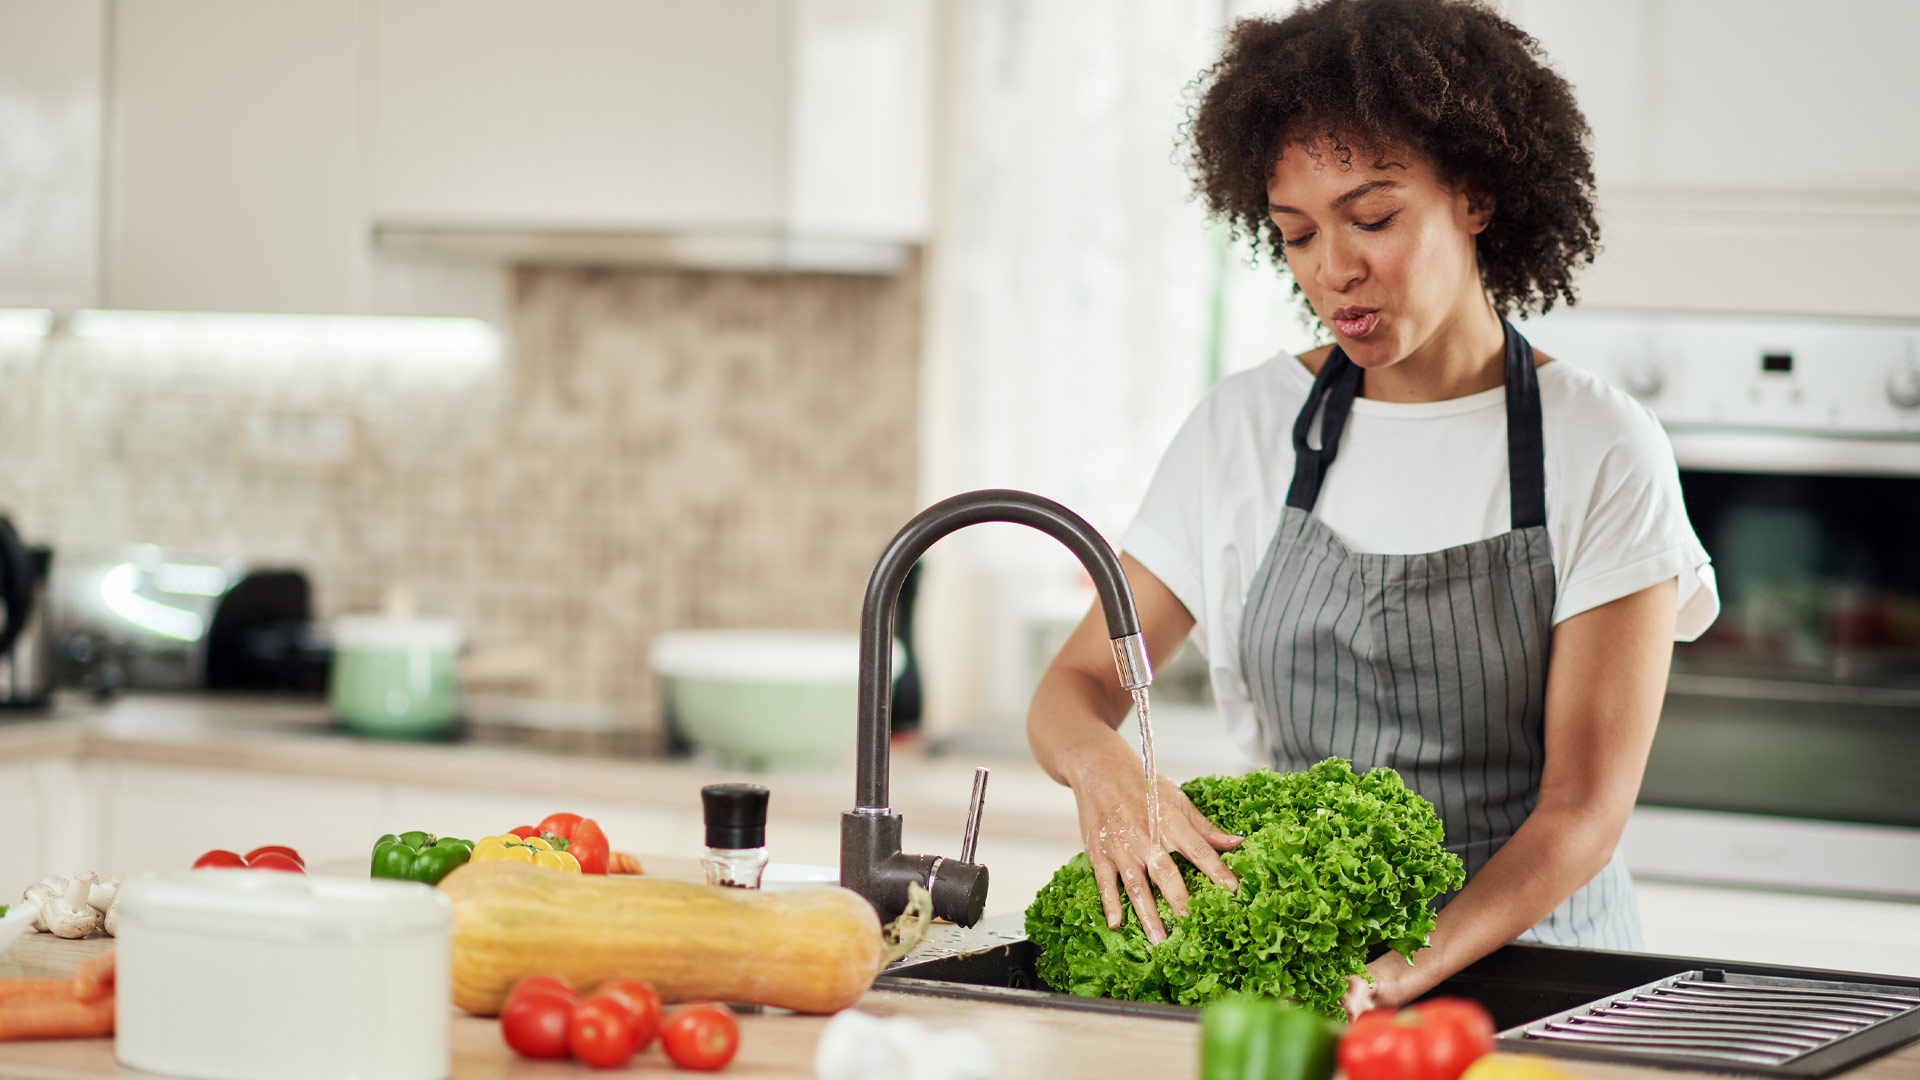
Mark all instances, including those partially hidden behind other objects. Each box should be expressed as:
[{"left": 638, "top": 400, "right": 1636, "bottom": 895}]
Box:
[
  {"left": 1372, "top": 806, "right": 1627, "bottom": 1005},
  {"left": 1026, "top": 662, "right": 1138, "bottom": 789}
]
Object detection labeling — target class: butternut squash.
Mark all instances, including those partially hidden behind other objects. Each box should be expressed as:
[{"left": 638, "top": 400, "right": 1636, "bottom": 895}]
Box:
[{"left": 438, "top": 860, "right": 886, "bottom": 1016}]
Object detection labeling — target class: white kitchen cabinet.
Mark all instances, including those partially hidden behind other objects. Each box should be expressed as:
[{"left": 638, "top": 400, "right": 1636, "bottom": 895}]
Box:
[
  {"left": 0, "top": 0, "right": 104, "bottom": 310},
  {"left": 367, "top": 0, "right": 933, "bottom": 267},
  {"left": 101, "top": 762, "right": 386, "bottom": 874},
  {"left": 103, "top": 0, "right": 365, "bottom": 314},
  {"left": 0, "top": 763, "right": 41, "bottom": 892},
  {"left": 1503, "top": 0, "right": 1920, "bottom": 318}
]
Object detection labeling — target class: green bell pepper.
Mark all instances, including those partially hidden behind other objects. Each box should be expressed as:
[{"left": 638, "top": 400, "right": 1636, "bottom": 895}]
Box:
[
  {"left": 1200, "top": 995, "right": 1341, "bottom": 1080},
  {"left": 370, "top": 832, "right": 473, "bottom": 885}
]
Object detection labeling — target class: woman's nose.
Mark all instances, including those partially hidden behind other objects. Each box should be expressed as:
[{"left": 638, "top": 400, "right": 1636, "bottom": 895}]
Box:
[{"left": 1316, "top": 234, "right": 1364, "bottom": 293}]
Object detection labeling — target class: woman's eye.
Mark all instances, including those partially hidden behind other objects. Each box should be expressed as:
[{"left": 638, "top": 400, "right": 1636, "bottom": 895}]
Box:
[
  {"left": 1283, "top": 232, "right": 1315, "bottom": 249},
  {"left": 1356, "top": 211, "right": 1399, "bottom": 231}
]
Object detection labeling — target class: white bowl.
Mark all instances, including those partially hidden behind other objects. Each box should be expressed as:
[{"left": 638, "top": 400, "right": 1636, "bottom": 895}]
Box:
[{"left": 649, "top": 630, "right": 902, "bottom": 769}]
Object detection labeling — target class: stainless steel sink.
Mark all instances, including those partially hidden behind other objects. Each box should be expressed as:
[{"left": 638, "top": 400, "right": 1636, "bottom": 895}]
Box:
[{"left": 876, "top": 916, "right": 1920, "bottom": 1076}]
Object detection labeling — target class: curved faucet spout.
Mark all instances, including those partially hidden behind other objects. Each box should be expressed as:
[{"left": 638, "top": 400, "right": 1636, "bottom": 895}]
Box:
[{"left": 854, "top": 489, "right": 1150, "bottom": 812}]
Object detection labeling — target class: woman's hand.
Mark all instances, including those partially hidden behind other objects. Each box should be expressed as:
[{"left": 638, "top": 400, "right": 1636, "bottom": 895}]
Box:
[
  {"left": 1341, "top": 955, "right": 1413, "bottom": 1020},
  {"left": 1066, "top": 740, "right": 1241, "bottom": 943}
]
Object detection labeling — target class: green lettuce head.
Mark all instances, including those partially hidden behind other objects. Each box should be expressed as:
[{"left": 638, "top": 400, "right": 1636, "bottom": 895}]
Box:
[{"left": 1025, "top": 758, "right": 1465, "bottom": 1018}]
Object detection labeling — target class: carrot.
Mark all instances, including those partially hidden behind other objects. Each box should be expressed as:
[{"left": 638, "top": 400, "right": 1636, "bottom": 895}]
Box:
[
  {"left": 608, "top": 851, "right": 644, "bottom": 874},
  {"left": 0, "top": 996, "right": 114, "bottom": 1041},
  {"left": 0, "top": 980, "right": 72, "bottom": 1003},
  {"left": 71, "top": 952, "right": 114, "bottom": 1003}
]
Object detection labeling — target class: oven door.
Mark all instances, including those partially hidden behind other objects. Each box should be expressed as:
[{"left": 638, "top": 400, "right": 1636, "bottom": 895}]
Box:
[{"left": 1628, "top": 429, "right": 1920, "bottom": 898}]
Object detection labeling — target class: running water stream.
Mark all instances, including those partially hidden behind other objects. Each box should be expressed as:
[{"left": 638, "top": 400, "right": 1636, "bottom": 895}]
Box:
[{"left": 1131, "top": 686, "right": 1162, "bottom": 853}]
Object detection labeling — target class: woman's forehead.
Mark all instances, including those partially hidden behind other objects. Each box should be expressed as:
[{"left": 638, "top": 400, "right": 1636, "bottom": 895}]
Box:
[{"left": 1267, "top": 135, "right": 1436, "bottom": 200}]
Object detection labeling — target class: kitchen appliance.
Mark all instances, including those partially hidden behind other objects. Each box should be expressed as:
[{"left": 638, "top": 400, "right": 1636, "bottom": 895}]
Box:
[
  {"left": 51, "top": 547, "right": 317, "bottom": 693},
  {"left": 1519, "top": 309, "right": 1920, "bottom": 897},
  {"left": 114, "top": 870, "right": 451, "bottom": 1080},
  {"left": 0, "top": 517, "right": 53, "bottom": 709}
]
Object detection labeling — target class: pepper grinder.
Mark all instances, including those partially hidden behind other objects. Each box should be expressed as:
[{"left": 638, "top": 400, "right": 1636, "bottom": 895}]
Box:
[{"left": 701, "top": 783, "right": 770, "bottom": 889}]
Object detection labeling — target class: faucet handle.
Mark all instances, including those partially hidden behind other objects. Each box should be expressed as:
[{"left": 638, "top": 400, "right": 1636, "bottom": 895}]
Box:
[{"left": 959, "top": 766, "right": 989, "bottom": 864}]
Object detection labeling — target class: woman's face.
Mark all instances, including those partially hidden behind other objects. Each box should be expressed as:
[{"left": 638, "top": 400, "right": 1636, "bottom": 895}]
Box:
[{"left": 1267, "top": 138, "right": 1493, "bottom": 369}]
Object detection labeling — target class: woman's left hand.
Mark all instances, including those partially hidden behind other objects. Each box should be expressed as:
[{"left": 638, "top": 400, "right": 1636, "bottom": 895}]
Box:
[{"left": 1342, "top": 956, "right": 1410, "bottom": 1020}]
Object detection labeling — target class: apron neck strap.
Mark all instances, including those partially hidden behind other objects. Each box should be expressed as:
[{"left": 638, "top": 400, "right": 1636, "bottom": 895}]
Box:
[{"left": 1284, "top": 317, "right": 1548, "bottom": 530}]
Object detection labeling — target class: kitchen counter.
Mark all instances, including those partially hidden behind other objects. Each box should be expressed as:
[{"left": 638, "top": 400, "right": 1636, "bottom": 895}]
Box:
[
  {"left": 4, "top": 927, "right": 1920, "bottom": 1080},
  {"left": 0, "top": 692, "right": 1085, "bottom": 846}
]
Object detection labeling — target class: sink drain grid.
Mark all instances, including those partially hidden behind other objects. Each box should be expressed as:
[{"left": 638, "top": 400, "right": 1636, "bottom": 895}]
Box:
[{"left": 1502, "top": 971, "right": 1920, "bottom": 1075}]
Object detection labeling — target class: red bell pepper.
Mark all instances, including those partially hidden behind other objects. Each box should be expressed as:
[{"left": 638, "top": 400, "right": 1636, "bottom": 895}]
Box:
[
  {"left": 1339, "top": 998, "right": 1495, "bottom": 1080},
  {"left": 534, "top": 812, "right": 610, "bottom": 875}
]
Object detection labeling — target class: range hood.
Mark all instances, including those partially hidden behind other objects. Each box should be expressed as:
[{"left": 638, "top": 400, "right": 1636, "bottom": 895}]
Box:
[{"left": 365, "top": 0, "right": 932, "bottom": 276}]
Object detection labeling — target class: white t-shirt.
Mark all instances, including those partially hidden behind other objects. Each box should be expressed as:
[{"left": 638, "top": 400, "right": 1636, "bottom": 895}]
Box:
[{"left": 1122, "top": 352, "right": 1719, "bottom": 760}]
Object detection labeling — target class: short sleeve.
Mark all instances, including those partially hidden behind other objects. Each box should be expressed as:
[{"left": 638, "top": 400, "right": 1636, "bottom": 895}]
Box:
[
  {"left": 1553, "top": 404, "right": 1720, "bottom": 641},
  {"left": 1120, "top": 399, "right": 1211, "bottom": 634}
]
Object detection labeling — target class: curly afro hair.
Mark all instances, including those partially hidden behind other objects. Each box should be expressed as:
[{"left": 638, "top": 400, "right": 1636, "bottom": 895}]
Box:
[{"left": 1187, "top": 0, "right": 1598, "bottom": 316}]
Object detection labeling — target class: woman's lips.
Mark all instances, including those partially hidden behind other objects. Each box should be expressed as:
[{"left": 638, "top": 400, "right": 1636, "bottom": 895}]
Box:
[{"left": 1333, "top": 310, "right": 1379, "bottom": 338}]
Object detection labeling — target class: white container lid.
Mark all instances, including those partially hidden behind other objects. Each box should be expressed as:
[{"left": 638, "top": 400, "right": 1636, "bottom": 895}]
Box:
[
  {"left": 649, "top": 629, "right": 901, "bottom": 684},
  {"left": 331, "top": 615, "right": 464, "bottom": 652},
  {"left": 116, "top": 871, "right": 450, "bottom": 943}
]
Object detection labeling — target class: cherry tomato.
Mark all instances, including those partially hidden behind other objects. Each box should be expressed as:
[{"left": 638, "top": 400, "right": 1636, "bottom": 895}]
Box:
[
  {"left": 244, "top": 845, "right": 305, "bottom": 867},
  {"left": 508, "top": 976, "right": 577, "bottom": 1003},
  {"left": 245, "top": 851, "right": 306, "bottom": 873},
  {"left": 568, "top": 996, "right": 641, "bottom": 1068},
  {"left": 568, "top": 818, "right": 610, "bottom": 875},
  {"left": 660, "top": 1003, "right": 739, "bottom": 1071},
  {"left": 592, "top": 979, "right": 662, "bottom": 1051},
  {"left": 192, "top": 849, "right": 246, "bottom": 869},
  {"left": 501, "top": 982, "right": 577, "bottom": 1059},
  {"left": 538, "top": 812, "right": 583, "bottom": 837}
]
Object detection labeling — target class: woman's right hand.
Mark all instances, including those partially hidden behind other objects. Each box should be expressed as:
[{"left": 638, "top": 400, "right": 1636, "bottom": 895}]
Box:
[{"left": 1066, "top": 739, "right": 1242, "bottom": 943}]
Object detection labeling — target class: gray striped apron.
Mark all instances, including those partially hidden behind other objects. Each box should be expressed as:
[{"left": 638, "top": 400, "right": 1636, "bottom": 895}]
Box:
[{"left": 1237, "top": 319, "right": 1641, "bottom": 949}]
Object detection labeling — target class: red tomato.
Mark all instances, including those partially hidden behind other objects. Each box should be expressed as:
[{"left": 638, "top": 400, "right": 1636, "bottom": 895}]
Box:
[
  {"left": 1338, "top": 998, "right": 1495, "bottom": 1080},
  {"left": 192, "top": 849, "right": 246, "bottom": 869},
  {"left": 538, "top": 812, "right": 583, "bottom": 837},
  {"left": 245, "top": 851, "right": 306, "bottom": 874},
  {"left": 508, "top": 825, "right": 540, "bottom": 840},
  {"left": 591, "top": 979, "right": 662, "bottom": 1051},
  {"left": 508, "top": 976, "right": 578, "bottom": 1004},
  {"left": 660, "top": 1003, "right": 739, "bottom": 1071},
  {"left": 568, "top": 996, "right": 641, "bottom": 1068},
  {"left": 501, "top": 984, "right": 577, "bottom": 1060},
  {"left": 567, "top": 818, "right": 610, "bottom": 875},
  {"left": 244, "top": 845, "right": 304, "bottom": 867}
]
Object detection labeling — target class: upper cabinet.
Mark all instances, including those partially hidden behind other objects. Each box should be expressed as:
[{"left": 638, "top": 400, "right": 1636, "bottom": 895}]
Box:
[
  {"left": 1507, "top": 0, "right": 1920, "bottom": 318},
  {"left": 367, "top": 0, "right": 933, "bottom": 272},
  {"left": 0, "top": 0, "right": 105, "bottom": 311},
  {"left": 104, "top": 0, "right": 364, "bottom": 314}
]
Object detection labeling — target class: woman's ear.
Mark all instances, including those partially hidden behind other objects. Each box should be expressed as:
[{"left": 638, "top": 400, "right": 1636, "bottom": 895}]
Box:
[{"left": 1464, "top": 184, "right": 1496, "bottom": 235}]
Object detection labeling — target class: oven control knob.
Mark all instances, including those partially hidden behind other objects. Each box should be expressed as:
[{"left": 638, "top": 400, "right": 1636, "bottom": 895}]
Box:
[
  {"left": 1618, "top": 362, "right": 1665, "bottom": 400},
  {"left": 1890, "top": 360, "right": 1920, "bottom": 410}
]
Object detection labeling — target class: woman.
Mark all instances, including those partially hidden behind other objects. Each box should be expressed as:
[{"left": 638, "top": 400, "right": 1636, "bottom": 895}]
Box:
[{"left": 1026, "top": 0, "right": 1719, "bottom": 1017}]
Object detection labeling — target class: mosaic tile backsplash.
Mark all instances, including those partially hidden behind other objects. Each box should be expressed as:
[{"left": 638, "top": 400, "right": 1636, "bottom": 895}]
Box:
[{"left": 0, "top": 263, "right": 921, "bottom": 734}]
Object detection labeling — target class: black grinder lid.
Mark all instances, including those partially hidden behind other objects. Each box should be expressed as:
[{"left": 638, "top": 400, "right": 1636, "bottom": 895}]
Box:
[{"left": 701, "top": 783, "right": 770, "bottom": 849}]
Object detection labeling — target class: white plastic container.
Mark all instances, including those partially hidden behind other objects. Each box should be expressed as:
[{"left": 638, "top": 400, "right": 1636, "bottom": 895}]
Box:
[{"left": 114, "top": 870, "right": 452, "bottom": 1080}]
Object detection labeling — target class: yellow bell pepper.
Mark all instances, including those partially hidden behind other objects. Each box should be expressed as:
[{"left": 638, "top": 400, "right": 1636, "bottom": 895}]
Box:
[
  {"left": 1462, "top": 1055, "right": 1578, "bottom": 1080},
  {"left": 469, "top": 834, "right": 580, "bottom": 872}
]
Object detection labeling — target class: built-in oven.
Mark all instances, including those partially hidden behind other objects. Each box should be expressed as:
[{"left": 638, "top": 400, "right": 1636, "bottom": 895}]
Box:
[{"left": 1521, "top": 310, "right": 1920, "bottom": 899}]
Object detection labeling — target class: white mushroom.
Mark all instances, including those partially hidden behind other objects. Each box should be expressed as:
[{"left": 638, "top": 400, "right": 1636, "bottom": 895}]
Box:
[
  {"left": 87, "top": 876, "right": 120, "bottom": 914},
  {"left": 91, "top": 876, "right": 124, "bottom": 937},
  {"left": 22, "top": 877, "right": 64, "bottom": 933},
  {"left": 42, "top": 877, "right": 101, "bottom": 939}
]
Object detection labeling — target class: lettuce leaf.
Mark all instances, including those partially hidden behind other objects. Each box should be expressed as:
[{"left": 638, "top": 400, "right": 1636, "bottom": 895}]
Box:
[{"left": 1024, "top": 758, "right": 1464, "bottom": 1018}]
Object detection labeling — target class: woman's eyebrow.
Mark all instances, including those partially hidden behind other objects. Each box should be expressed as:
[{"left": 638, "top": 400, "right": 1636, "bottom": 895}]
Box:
[{"left": 1268, "top": 180, "right": 1403, "bottom": 215}]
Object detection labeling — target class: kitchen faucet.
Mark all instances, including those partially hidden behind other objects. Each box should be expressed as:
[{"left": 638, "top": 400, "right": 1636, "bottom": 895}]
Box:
[{"left": 840, "top": 489, "right": 1153, "bottom": 926}]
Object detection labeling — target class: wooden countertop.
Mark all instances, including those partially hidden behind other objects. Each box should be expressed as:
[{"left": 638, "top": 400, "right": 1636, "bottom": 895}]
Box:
[{"left": 5, "top": 878, "right": 1920, "bottom": 1080}]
